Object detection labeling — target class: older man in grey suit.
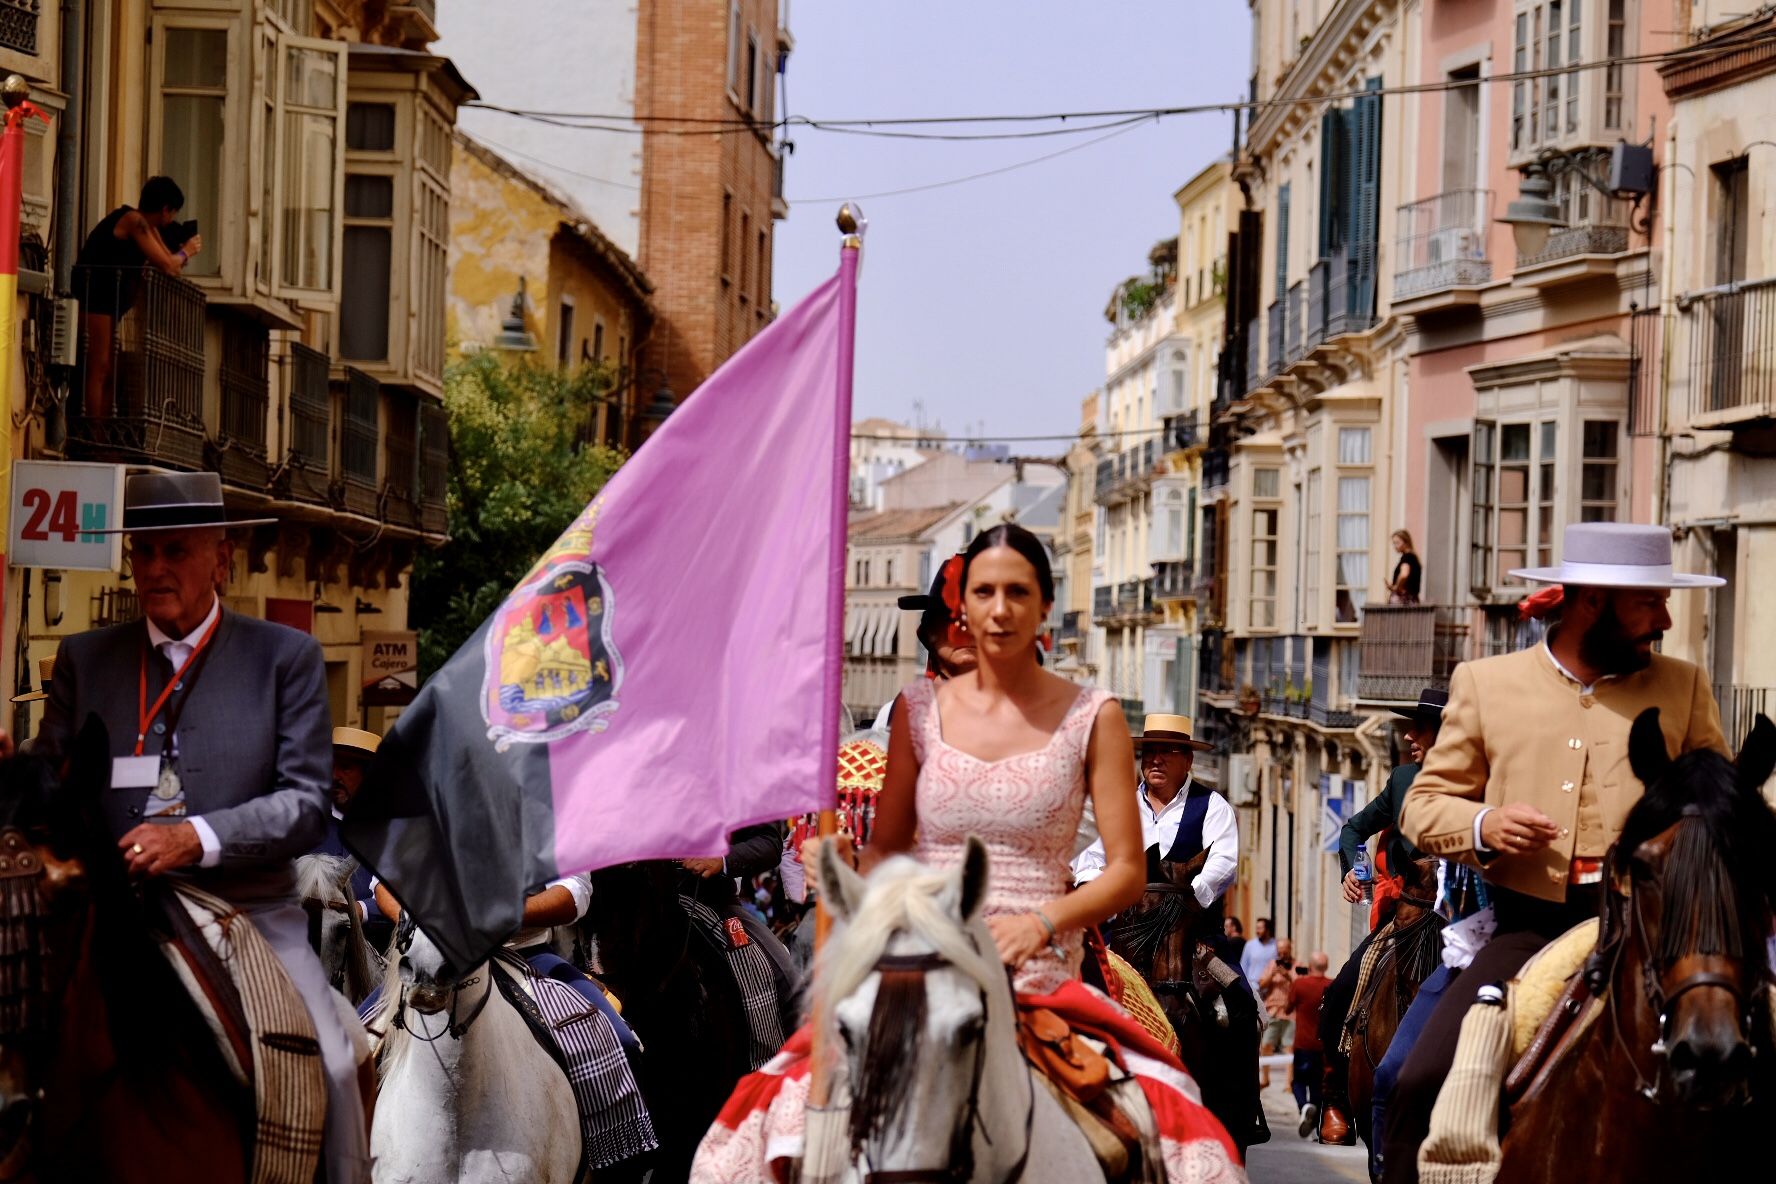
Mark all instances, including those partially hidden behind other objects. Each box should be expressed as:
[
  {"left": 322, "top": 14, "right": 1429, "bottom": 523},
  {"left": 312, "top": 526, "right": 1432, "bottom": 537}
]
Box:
[{"left": 30, "top": 472, "right": 367, "bottom": 1183}]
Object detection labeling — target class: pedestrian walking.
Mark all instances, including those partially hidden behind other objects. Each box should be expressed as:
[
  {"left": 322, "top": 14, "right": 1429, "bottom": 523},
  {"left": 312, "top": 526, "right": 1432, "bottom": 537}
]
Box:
[
  {"left": 1240, "top": 915, "right": 1278, "bottom": 986},
  {"left": 1287, "top": 952, "right": 1333, "bottom": 1138},
  {"left": 1256, "top": 937, "right": 1295, "bottom": 1089}
]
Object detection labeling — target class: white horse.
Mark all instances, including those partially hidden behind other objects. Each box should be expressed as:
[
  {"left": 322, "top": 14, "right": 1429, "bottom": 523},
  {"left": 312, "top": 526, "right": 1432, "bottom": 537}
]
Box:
[
  {"left": 295, "top": 854, "right": 382, "bottom": 1006},
  {"left": 367, "top": 918, "right": 580, "bottom": 1184},
  {"left": 813, "top": 837, "right": 1103, "bottom": 1183}
]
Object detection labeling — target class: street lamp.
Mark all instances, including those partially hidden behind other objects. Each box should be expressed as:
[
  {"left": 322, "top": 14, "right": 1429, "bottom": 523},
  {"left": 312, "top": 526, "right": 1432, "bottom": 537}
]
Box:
[
  {"left": 492, "top": 277, "right": 538, "bottom": 352},
  {"left": 1496, "top": 161, "right": 1564, "bottom": 261},
  {"left": 639, "top": 375, "right": 676, "bottom": 439}
]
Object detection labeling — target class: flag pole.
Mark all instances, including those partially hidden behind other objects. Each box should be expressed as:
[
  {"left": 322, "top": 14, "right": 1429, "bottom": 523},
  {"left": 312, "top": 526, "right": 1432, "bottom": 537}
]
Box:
[{"left": 810, "top": 204, "right": 863, "bottom": 1114}]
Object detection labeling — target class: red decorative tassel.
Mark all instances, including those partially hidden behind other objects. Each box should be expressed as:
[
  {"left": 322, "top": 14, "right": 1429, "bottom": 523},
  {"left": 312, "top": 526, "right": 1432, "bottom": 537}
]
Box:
[{"left": 1039, "top": 631, "right": 1054, "bottom": 652}]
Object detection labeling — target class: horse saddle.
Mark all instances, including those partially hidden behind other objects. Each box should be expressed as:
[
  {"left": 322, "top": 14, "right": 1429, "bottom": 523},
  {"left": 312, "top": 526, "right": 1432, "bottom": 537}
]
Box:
[
  {"left": 156, "top": 883, "right": 327, "bottom": 1184},
  {"left": 1016, "top": 1008, "right": 1160, "bottom": 1183},
  {"left": 1503, "top": 918, "right": 1604, "bottom": 1105}
]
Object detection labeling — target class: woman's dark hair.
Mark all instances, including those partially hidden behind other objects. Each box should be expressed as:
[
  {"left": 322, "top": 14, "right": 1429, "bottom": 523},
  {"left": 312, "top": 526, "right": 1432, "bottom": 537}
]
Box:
[
  {"left": 960, "top": 523, "right": 1055, "bottom": 602},
  {"left": 138, "top": 176, "right": 184, "bottom": 214}
]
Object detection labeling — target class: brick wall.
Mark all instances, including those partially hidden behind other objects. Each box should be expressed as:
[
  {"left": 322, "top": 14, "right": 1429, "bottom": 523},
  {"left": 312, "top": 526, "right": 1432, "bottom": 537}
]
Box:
[{"left": 637, "top": 0, "right": 782, "bottom": 400}]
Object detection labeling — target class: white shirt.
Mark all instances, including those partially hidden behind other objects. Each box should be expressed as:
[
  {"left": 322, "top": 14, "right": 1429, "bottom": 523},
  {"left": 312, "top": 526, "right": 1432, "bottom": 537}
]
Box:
[
  {"left": 1072, "top": 776, "right": 1239, "bottom": 908},
  {"left": 145, "top": 596, "right": 225, "bottom": 868}
]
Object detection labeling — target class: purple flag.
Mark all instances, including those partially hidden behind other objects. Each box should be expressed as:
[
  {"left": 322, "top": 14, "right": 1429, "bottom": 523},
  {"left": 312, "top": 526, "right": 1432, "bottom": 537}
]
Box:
[{"left": 347, "top": 249, "right": 858, "bottom": 968}]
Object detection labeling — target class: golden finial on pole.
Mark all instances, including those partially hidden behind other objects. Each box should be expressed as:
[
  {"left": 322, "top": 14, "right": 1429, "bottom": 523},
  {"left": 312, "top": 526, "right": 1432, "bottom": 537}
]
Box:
[
  {"left": 836, "top": 202, "right": 863, "bottom": 250},
  {"left": 0, "top": 76, "right": 28, "bottom": 111}
]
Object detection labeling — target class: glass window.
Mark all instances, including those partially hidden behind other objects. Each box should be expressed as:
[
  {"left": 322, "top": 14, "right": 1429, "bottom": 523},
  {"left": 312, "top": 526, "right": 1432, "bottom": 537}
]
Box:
[
  {"left": 1251, "top": 507, "right": 1279, "bottom": 629},
  {"left": 1336, "top": 475, "right": 1370, "bottom": 622},
  {"left": 1581, "top": 419, "right": 1619, "bottom": 521},
  {"left": 159, "top": 26, "right": 228, "bottom": 279},
  {"left": 281, "top": 42, "right": 340, "bottom": 291},
  {"left": 746, "top": 30, "right": 760, "bottom": 115},
  {"left": 1254, "top": 467, "right": 1281, "bottom": 498},
  {"left": 340, "top": 221, "right": 390, "bottom": 360},
  {"left": 1537, "top": 421, "right": 1557, "bottom": 568},
  {"left": 1497, "top": 423, "right": 1531, "bottom": 583},
  {"left": 557, "top": 301, "right": 575, "bottom": 366},
  {"left": 1471, "top": 421, "right": 1496, "bottom": 591},
  {"left": 1304, "top": 469, "right": 1322, "bottom": 627},
  {"left": 346, "top": 103, "right": 395, "bottom": 152},
  {"left": 1338, "top": 426, "right": 1372, "bottom": 464},
  {"left": 1512, "top": 1, "right": 1582, "bottom": 151},
  {"left": 727, "top": 2, "right": 742, "bottom": 94}
]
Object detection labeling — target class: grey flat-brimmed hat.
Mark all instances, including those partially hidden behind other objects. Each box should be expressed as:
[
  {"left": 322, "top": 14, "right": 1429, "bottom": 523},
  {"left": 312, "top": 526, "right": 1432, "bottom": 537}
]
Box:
[
  {"left": 1510, "top": 522, "right": 1723, "bottom": 589},
  {"left": 97, "top": 472, "right": 276, "bottom": 534}
]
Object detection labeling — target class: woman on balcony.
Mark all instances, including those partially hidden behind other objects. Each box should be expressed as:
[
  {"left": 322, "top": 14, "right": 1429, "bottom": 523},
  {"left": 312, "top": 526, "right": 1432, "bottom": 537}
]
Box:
[
  {"left": 1388, "top": 529, "right": 1422, "bottom": 605},
  {"left": 72, "top": 176, "right": 205, "bottom": 420}
]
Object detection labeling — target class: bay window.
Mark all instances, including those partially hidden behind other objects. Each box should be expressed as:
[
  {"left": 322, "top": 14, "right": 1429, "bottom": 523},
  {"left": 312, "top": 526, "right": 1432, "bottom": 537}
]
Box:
[
  {"left": 1581, "top": 420, "right": 1620, "bottom": 521},
  {"left": 155, "top": 23, "right": 230, "bottom": 279},
  {"left": 1336, "top": 475, "right": 1370, "bottom": 623},
  {"left": 1511, "top": 0, "right": 1634, "bottom": 159},
  {"left": 1304, "top": 469, "right": 1322, "bottom": 626},
  {"left": 1251, "top": 465, "right": 1281, "bottom": 630}
]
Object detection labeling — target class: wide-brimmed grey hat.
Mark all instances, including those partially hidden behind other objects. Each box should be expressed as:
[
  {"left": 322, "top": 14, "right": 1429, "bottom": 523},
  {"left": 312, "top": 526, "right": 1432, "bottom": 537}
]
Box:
[
  {"left": 98, "top": 472, "right": 276, "bottom": 534},
  {"left": 1509, "top": 522, "right": 1723, "bottom": 589}
]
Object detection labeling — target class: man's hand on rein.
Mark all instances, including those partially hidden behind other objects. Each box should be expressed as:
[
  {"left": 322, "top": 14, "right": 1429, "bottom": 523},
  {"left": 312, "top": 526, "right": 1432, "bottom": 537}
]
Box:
[{"left": 119, "top": 822, "right": 203, "bottom": 877}]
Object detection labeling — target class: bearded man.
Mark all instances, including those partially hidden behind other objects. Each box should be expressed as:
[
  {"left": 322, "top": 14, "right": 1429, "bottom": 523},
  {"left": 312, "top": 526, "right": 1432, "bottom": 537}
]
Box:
[{"left": 1382, "top": 522, "right": 1728, "bottom": 1183}]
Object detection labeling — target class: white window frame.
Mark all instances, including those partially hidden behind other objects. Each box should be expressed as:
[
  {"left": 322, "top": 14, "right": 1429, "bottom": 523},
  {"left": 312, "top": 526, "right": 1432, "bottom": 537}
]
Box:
[
  {"left": 1334, "top": 473, "right": 1371, "bottom": 624},
  {"left": 726, "top": 1, "right": 743, "bottom": 99},
  {"left": 1250, "top": 490, "right": 1281, "bottom": 631},
  {"left": 1580, "top": 419, "right": 1622, "bottom": 522},
  {"left": 266, "top": 30, "right": 347, "bottom": 303},
  {"left": 150, "top": 14, "right": 239, "bottom": 286},
  {"left": 1304, "top": 468, "right": 1322, "bottom": 629},
  {"left": 1510, "top": 0, "right": 1636, "bottom": 163}
]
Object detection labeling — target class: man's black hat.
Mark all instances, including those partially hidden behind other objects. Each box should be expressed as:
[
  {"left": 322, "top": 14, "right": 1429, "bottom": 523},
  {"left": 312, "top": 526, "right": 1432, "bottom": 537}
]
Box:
[{"left": 1390, "top": 686, "right": 1448, "bottom": 726}]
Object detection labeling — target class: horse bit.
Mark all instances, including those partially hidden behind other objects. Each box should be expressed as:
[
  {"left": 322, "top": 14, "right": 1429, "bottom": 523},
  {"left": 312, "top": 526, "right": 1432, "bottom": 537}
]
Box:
[
  {"left": 858, "top": 950, "right": 1033, "bottom": 1184},
  {"left": 390, "top": 916, "right": 493, "bottom": 1042}
]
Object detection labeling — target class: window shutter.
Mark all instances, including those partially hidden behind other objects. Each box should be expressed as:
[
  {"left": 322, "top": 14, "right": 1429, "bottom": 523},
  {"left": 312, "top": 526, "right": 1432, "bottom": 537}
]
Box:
[
  {"left": 1348, "top": 78, "right": 1384, "bottom": 325},
  {"left": 1470, "top": 419, "right": 1496, "bottom": 593},
  {"left": 1275, "top": 183, "right": 1291, "bottom": 295},
  {"left": 1318, "top": 106, "right": 1345, "bottom": 257}
]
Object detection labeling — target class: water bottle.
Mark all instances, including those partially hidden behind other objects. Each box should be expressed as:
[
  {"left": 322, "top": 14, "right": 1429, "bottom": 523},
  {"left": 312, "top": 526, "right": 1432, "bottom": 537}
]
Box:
[{"left": 1353, "top": 844, "right": 1374, "bottom": 903}]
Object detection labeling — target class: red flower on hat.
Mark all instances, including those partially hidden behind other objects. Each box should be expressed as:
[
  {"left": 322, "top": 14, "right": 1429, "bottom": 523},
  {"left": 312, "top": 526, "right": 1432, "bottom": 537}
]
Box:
[
  {"left": 939, "top": 554, "right": 964, "bottom": 616},
  {"left": 1518, "top": 584, "right": 1564, "bottom": 621}
]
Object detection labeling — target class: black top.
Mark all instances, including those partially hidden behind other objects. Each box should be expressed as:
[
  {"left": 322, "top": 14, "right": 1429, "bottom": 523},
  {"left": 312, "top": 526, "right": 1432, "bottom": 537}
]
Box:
[
  {"left": 1392, "top": 552, "right": 1422, "bottom": 597},
  {"left": 1338, "top": 761, "right": 1424, "bottom": 879},
  {"left": 75, "top": 206, "right": 146, "bottom": 271}
]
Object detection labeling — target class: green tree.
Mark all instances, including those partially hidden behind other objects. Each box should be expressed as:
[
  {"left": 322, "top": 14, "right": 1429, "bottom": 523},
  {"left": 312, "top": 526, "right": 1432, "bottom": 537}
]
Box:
[{"left": 411, "top": 352, "right": 626, "bottom": 674}]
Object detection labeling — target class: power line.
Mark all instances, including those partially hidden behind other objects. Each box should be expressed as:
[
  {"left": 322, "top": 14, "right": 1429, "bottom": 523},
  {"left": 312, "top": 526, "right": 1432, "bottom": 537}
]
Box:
[{"left": 852, "top": 426, "right": 1167, "bottom": 444}]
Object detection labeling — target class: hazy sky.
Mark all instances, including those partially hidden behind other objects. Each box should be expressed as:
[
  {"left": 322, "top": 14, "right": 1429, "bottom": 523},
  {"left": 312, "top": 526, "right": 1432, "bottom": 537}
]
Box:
[{"left": 771, "top": 2, "right": 1251, "bottom": 452}]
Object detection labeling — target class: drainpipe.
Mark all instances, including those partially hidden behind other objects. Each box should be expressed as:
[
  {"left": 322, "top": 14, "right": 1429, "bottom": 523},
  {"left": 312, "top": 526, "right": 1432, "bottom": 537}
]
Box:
[{"left": 54, "top": 0, "right": 84, "bottom": 295}]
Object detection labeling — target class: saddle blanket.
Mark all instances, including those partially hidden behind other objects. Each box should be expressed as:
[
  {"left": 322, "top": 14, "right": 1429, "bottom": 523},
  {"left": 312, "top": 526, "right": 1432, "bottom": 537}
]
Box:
[
  {"left": 682, "top": 894, "right": 786, "bottom": 1069},
  {"left": 688, "top": 980, "right": 1244, "bottom": 1184},
  {"left": 507, "top": 962, "right": 659, "bottom": 1170}
]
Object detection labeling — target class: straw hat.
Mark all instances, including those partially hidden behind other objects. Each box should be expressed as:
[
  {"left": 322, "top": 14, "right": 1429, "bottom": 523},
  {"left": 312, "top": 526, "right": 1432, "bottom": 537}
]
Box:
[
  {"left": 332, "top": 727, "right": 381, "bottom": 759},
  {"left": 1134, "top": 713, "right": 1215, "bottom": 753},
  {"left": 9, "top": 656, "right": 53, "bottom": 704}
]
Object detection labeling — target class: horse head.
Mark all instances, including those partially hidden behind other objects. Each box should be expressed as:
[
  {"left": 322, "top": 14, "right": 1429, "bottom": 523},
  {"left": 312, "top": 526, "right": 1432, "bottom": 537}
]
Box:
[
  {"left": 1612, "top": 707, "right": 1776, "bottom": 1110},
  {"left": 815, "top": 837, "right": 1020, "bottom": 1179},
  {"left": 295, "top": 854, "right": 376, "bottom": 1005}
]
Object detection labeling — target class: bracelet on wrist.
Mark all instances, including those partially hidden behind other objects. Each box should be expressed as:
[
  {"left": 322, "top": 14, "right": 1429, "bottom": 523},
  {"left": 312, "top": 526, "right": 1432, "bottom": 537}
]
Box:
[{"left": 1031, "top": 910, "right": 1056, "bottom": 939}]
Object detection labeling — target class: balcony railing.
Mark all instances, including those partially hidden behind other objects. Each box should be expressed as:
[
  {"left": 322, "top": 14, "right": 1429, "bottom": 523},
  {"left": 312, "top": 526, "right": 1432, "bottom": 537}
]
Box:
[
  {"left": 278, "top": 342, "right": 334, "bottom": 506},
  {"left": 1394, "top": 189, "right": 1492, "bottom": 298},
  {"left": 90, "top": 586, "right": 140, "bottom": 629},
  {"left": 70, "top": 267, "right": 207, "bottom": 470},
  {"left": 1265, "top": 300, "right": 1285, "bottom": 379},
  {"left": 419, "top": 402, "right": 449, "bottom": 534},
  {"left": 217, "top": 316, "right": 270, "bottom": 490},
  {"left": 1244, "top": 315, "right": 1261, "bottom": 393},
  {"left": 1715, "top": 684, "right": 1775, "bottom": 748},
  {"left": 1153, "top": 559, "right": 1195, "bottom": 601},
  {"left": 1285, "top": 281, "right": 1304, "bottom": 363},
  {"left": 1517, "top": 219, "right": 1629, "bottom": 269},
  {"left": 1093, "top": 584, "right": 1114, "bottom": 620},
  {"left": 340, "top": 368, "right": 381, "bottom": 517},
  {"left": 1683, "top": 277, "right": 1776, "bottom": 424},
  {"left": 1057, "top": 610, "right": 1083, "bottom": 643},
  {"left": 1307, "top": 258, "right": 1329, "bottom": 349},
  {"left": 1310, "top": 640, "right": 1363, "bottom": 729},
  {"left": 1355, "top": 604, "right": 1469, "bottom": 702},
  {"left": 383, "top": 394, "right": 419, "bottom": 530},
  {"left": 0, "top": 0, "right": 38, "bottom": 55}
]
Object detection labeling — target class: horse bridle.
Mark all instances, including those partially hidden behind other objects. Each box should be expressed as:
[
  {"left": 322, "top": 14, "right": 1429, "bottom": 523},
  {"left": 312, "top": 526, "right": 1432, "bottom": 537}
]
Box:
[
  {"left": 857, "top": 951, "right": 1034, "bottom": 1184},
  {"left": 1596, "top": 810, "right": 1758, "bottom": 1104},
  {"left": 390, "top": 917, "right": 494, "bottom": 1042}
]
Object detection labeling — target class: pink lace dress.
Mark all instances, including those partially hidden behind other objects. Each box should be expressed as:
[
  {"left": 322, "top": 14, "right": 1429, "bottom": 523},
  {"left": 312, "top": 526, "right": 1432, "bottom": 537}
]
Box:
[
  {"left": 905, "top": 676, "right": 1101, "bottom": 993},
  {"left": 691, "top": 680, "right": 1245, "bottom": 1184}
]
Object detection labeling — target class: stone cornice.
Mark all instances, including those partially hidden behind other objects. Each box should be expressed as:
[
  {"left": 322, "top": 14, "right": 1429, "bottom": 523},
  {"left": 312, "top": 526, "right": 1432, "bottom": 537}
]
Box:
[
  {"left": 1247, "top": 0, "right": 1392, "bottom": 159},
  {"left": 1660, "top": 15, "right": 1776, "bottom": 100}
]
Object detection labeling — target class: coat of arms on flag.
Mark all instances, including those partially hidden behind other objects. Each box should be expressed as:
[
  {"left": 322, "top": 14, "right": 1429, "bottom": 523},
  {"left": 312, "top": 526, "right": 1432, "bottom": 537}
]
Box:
[{"left": 482, "top": 502, "right": 624, "bottom": 750}]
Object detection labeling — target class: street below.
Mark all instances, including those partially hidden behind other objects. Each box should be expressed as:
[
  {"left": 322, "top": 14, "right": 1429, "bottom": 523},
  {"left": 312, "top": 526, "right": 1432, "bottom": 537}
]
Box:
[{"left": 1246, "top": 1078, "right": 1370, "bottom": 1184}]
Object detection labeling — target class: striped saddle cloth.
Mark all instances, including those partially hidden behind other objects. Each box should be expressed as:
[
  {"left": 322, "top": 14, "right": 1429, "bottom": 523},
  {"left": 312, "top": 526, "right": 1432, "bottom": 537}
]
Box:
[
  {"left": 157, "top": 883, "right": 327, "bottom": 1184},
  {"left": 679, "top": 895, "right": 787, "bottom": 1069}
]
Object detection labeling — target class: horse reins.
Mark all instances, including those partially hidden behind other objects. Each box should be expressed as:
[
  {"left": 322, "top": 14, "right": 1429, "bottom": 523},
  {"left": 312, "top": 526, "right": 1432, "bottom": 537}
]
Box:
[
  {"left": 391, "top": 918, "right": 495, "bottom": 1042},
  {"left": 857, "top": 950, "right": 1034, "bottom": 1184}
]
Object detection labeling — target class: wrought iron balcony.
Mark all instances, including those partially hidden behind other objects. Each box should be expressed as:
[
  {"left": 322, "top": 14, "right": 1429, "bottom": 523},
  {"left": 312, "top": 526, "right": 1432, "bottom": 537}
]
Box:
[
  {"left": 1093, "top": 584, "right": 1114, "bottom": 620},
  {"left": 1354, "top": 604, "right": 1469, "bottom": 702},
  {"left": 0, "top": 0, "right": 38, "bottom": 55},
  {"left": 277, "top": 342, "right": 334, "bottom": 506},
  {"left": 69, "top": 267, "right": 207, "bottom": 471},
  {"left": 1516, "top": 219, "right": 1629, "bottom": 269},
  {"left": 1307, "top": 258, "right": 1329, "bottom": 349},
  {"left": 339, "top": 368, "right": 382, "bottom": 518},
  {"left": 1265, "top": 300, "right": 1285, "bottom": 379},
  {"left": 1681, "top": 277, "right": 1776, "bottom": 428},
  {"left": 1243, "top": 315, "right": 1261, "bottom": 395},
  {"left": 1057, "top": 610, "right": 1083, "bottom": 643},
  {"left": 216, "top": 317, "right": 270, "bottom": 491},
  {"left": 1285, "top": 281, "right": 1305, "bottom": 363},
  {"left": 419, "top": 402, "right": 449, "bottom": 535},
  {"left": 1394, "top": 189, "right": 1493, "bottom": 299}
]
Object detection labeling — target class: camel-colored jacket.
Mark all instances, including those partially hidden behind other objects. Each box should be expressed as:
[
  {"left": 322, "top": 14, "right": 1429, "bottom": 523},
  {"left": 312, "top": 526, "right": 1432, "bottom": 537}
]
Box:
[{"left": 1399, "top": 644, "right": 1727, "bottom": 903}]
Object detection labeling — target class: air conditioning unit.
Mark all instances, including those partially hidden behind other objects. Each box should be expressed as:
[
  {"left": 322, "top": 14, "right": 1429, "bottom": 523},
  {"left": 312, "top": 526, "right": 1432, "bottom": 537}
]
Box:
[
  {"left": 1227, "top": 753, "right": 1257, "bottom": 807},
  {"left": 50, "top": 296, "right": 78, "bottom": 369},
  {"left": 1425, "top": 226, "right": 1479, "bottom": 264}
]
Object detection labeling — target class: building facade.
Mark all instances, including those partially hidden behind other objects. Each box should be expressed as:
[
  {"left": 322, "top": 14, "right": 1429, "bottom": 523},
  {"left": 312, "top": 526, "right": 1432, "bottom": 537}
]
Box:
[
  {"left": 5, "top": 0, "right": 468, "bottom": 736},
  {"left": 448, "top": 132, "right": 655, "bottom": 448},
  {"left": 1654, "top": 8, "right": 1776, "bottom": 743},
  {"left": 636, "top": 0, "right": 790, "bottom": 402}
]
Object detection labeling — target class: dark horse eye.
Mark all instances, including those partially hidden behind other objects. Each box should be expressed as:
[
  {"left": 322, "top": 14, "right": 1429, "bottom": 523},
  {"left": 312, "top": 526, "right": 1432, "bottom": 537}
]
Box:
[{"left": 958, "top": 1017, "right": 985, "bottom": 1043}]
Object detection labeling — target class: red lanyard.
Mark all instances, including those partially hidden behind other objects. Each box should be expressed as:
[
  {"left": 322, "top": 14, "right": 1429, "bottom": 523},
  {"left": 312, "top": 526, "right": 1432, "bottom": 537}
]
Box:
[{"left": 135, "top": 612, "right": 221, "bottom": 757}]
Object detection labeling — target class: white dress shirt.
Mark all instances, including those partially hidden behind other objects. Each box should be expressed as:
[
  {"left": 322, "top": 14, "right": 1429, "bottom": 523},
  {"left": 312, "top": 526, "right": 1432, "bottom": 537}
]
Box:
[
  {"left": 1072, "top": 776, "right": 1239, "bottom": 908},
  {"left": 144, "top": 595, "right": 224, "bottom": 867}
]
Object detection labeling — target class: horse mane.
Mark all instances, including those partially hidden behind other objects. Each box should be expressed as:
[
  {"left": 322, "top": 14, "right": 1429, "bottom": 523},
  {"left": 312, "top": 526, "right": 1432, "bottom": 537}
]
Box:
[
  {"left": 1616, "top": 745, "right": 1776, "bottom": 967},
  {"left": 365, "top": 924, "right": 414, "bottom": 1072},
  {"left": 295, "top": 853, "right": 353, "bottom": 904},
  {"left": 813, "top": 857, "right": 1005, "bottom": 1152}
]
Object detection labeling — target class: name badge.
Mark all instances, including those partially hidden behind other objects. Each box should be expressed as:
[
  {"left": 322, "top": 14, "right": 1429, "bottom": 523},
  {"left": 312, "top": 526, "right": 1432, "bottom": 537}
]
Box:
[{"left": 112, "top": 755, "right": 161, "bottom": 789}]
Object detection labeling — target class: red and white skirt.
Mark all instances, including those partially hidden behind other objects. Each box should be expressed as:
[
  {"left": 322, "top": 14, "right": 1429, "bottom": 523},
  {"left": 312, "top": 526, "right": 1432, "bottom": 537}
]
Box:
[{"left": 691, "top": 980, "right": 1245, "bottom": 1183}]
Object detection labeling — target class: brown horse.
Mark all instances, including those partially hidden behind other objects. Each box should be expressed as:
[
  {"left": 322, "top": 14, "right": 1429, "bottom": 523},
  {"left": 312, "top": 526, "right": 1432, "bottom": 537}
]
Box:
[
  {"left": 1107, "top": 849, "right": 1261, "bottom": 1153},
  {"left": 1344, "top": 850, "right": 1445, "bottom": 1150},
  {"left": 0, "top": 718, "right": 252, "bottom": 1182},
  {"left": 1498, "top": 709, "right": 1776, "bottom": 1182}
]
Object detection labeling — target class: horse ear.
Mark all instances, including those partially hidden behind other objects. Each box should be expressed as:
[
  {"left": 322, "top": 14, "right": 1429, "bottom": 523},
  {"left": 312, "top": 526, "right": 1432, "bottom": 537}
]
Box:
[
  {"left": 958, "top": 836, "right": 990, "bottom": 923},
  {"left": 816, "top": 838, "right": 865, "bottom": 923},
  {"left": 1628, "top": 708, "right": 1672, "bottom": 787},
  {"left": 1737, "top": 713, "right": 1776, "bottom": 798}
]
